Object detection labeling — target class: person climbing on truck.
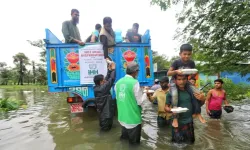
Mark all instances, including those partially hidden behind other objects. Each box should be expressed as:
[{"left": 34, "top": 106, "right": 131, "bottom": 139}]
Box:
[
  {"left": 125, "top": 23, "right": 142, "bottom": 43},
  {"left": 85, "top": 24, "right": 102, "bottom": 43},
  {"left": 84, "top": 62, "right": 116, "bottom": 131},
  {"left": 99, "top": 17, "right": 115, "bottom": 62},
  {"left": 94, "top": 62, "right": 116, "bottom": 131},
  {"left": 167, "top": 44, "right": 206, "bottom": 128},
  {"left": 62, "top": 9, "right": 85, "bottom": 46}
]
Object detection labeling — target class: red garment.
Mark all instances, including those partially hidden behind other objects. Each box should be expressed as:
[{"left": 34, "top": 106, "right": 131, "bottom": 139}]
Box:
[{"left": 208, "top": 90, "right": 225, "bottom": 110}]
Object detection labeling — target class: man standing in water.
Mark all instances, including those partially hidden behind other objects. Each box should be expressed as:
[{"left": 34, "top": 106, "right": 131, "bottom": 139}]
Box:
[
  {"left": 147, "top": 76, "right": 172, "bottom": 127},
  {"left": 150, "top": 79, "right": 161, "bottom": 91},
  {"left": 100, "top": 17, "right": 115, "bottom": 61},
  {"left": 206, "top": 79, "right": 230, "bottom": 119},
  {"left": 62, "top": 9, "right": 85, "bottom": 45},
  {"left": 115, "top": 62, "right": 144, "bottom": 145},
  {"left": 83, "top": 62, "right": 116, "bottom": 131},
  {"left": 166, "top": 74, "right": 197, "bottom": 144}
]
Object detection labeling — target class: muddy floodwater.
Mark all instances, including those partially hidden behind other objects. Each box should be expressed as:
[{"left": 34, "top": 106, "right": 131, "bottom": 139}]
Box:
[{"left": 0, "top": 88, "right": 250, "bottom": 150}]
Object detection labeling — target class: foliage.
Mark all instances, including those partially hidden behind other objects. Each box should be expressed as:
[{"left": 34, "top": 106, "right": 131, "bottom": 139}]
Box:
[
  {"left": 27, "top": 40, "right": 47, "bottom": 85},
  {"left": 13, "top": 53, "right": 30, "bottom": 85},
  {"left": 27, "top": 40, "right": 46, "bottom": 62},
  {"left": 0, "top": 85, "right": 47, "bottom": 90},
  {"left": 0, "top": 98, "right": 26, "bottom": 112},
  {"left": 152, "top": 50, "right": 178, "bottom": 71},
  {"left": 200, "top": 78, "right": 250, "bottom": 101},
  {"left": 151, "top": 0, "right": 250, "bottom": 76}
]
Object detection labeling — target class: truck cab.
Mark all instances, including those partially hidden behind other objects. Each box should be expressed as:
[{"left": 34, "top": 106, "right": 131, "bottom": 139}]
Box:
[{"left": 45, "top": 29, "right": 154, "bottom": 113}]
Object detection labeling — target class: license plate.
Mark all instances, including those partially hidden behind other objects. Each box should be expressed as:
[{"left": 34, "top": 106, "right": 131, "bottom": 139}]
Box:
[{"left": 70, "top": 103, "right": 83, "bottom": 113}]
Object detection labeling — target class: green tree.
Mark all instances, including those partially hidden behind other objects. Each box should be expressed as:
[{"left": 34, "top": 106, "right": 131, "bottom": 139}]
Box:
[
  {"left": 36, "top": 63, "right": 47, "bottom": 85},
  {"left": 151, "top": 0, "right": 250, "bottom": 75},
  {"left": 0, "top": 62, "right": 10, "bottom": 85},
  {"left": 28, "top": 40, "right": 47, "bottom": 85},
  {"left": 32, "top": 61, "right": 36, "bottom": 84},
  {"left": 13, "top": 53, "right": 30, "bottom": 85},
  {"left": 27, "top": 40, "right": 46, "bottom": 62},
  {"left": 152, "top": 50, "right": 178, "bottom": 71}
]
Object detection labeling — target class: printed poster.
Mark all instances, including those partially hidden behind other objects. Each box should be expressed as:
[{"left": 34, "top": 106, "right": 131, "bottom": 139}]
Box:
[{"left": 79, "top": 44, "right": 107, "bottom": 84}]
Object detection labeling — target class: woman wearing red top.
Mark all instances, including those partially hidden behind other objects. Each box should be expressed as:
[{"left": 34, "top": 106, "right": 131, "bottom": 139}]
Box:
[{"left": 206, "top": 79, "right": 230, "bottom": 119}]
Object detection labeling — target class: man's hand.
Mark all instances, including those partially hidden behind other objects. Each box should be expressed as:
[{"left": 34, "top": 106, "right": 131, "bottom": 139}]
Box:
[
  {"left": 110, "top": 62, "right": 116, "bottom": 70},
  {"left": 194, "top": 92, "right": 205, "bottom": 101},
  {"left": 78, "top": 41, "right": 85, "bottom": 46},
  {"left": 175, "top": 69, "right": 183, "bottom": 75},
  {"left": 164, "top": 105, "right": 171, "bottom": 112},
  {"left": 206, "top": 108, "right": 211, "bottom": 115}
]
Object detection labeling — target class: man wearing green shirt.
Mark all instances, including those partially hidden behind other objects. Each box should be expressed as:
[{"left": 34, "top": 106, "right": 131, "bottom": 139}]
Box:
[
  {"left": 62, "top": 9, "right": 85, "bottom": 45},
  {"left": 115, "top": 62, "right": 144, "bottom": 145},
  {"left": 165, "top": 74, "right": 195, "bottom": 144}
]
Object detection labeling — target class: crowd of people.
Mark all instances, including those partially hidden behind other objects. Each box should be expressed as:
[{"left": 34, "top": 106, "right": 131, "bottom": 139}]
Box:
[
  {"left": 62, "top": 9, "right": 141, "bottom": 61},
  {"left": 63, "top": 9, "right": 234, "bottom": 147}
]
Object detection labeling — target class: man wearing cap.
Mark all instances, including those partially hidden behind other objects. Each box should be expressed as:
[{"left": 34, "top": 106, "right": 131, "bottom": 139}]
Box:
[
  {"left": 115, "top": 61, "right": 144, "bottom": 145},
  {"left": 147, "top": 76, "right": 172, "bottom": 127},
  {"left": 150, "top": 79, "right": 161, "bottom": 91}
]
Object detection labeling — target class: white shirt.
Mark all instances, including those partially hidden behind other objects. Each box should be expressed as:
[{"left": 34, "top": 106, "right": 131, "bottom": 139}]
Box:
[{"left": 115, "top": 75, "right": 144, "bottom": 129}]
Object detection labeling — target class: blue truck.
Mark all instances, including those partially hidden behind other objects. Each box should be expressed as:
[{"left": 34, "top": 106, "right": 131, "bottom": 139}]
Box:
[{"left": 45, "top": 29, "right": 154, "bottom": 113}]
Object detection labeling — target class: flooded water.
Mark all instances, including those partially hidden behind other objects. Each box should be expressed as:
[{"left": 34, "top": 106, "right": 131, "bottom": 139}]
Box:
[{"left": 0, "top": 88, "right": 250, "bottom": 150}]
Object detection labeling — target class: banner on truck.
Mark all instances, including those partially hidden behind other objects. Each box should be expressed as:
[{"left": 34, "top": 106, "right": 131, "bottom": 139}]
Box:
[{"left": 79, "top": 44, "right": 107, "bottom": 84}]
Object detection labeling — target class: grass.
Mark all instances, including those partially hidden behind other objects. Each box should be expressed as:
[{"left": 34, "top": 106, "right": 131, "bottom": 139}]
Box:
[{"left": 0, "top": 85, "right": 47, "bottom": 90}]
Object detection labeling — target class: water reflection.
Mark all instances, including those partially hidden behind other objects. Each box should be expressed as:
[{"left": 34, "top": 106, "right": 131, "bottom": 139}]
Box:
[{"left": 0, "top": 89, "right": 250, "bottom": 150}]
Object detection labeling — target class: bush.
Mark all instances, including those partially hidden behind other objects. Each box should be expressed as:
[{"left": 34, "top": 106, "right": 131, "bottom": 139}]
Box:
[{"left": 0, "top": 98, "right": 26, "bottom": 112}]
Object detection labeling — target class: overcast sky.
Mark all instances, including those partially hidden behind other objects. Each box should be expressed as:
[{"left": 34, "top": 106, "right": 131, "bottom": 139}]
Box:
[{"left": 0, "top": 0, "right": 183, "bottom": 67}]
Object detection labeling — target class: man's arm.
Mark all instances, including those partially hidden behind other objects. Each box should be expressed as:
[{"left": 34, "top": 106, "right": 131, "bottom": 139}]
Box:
[
  {"left": 194, "top": 92, "right": 206, "bottom": 102},
  {"left": 224, "top": 92, "right": 229, "bottom": 106},
  {"left": 101, "top": 62, "right": 116, "bottom": 94},
  {"left": 167, "top": 60, "right": 183, "bottom": 76},
  {"left": 62, "top": 21, "right": 84, "bottom": 45},
  {"left": 165, "top": 93, "right": 172, "bottom": 112},
  {"left": 147, "top": 91, "right": 157, "bottom": 102},
  {"left": 90, "top": 35, "right": 96, "bottom": 43},
  {"left": 100, "top": 35, "right": 110, "bottom": 59},
  {"left": 206, "top": 90, "right": 212, "bottom": 115},
  {"left": 100, "top": 35, "right": 108, "bottom": 45},
  {"left": 125, "top": 32, "right": 130, "bottom": 42},
  {"left": 62, "top": 21, "right": 74, "bottom": 42},
  {"left": 133, "top": 82, "right": 144, "bottom": 106},
  {"left": 100, "top": 70, "right": 116, "bottom": 94},
  {"left": 138, "top": 34, "right": 142, "bottom": 43},
  {"left": 105, "top": 70, "right": 112, "bottom": 81},
  {"left": 90, "top": 31, "right": 99, "bottom": 43}
]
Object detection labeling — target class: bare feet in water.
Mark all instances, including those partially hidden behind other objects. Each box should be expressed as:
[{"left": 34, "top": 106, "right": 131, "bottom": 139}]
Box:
[
  {"left": 197, "top": 114, "right": 206, "bottom": 123},
  {"left": 172, "top": 118, "right": 178, "bottom": 128}
]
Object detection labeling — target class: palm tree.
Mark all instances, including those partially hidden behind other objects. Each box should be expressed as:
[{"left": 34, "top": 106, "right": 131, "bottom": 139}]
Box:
[{"left": 13, "top": 53, "right": 30, "bottom": 85}]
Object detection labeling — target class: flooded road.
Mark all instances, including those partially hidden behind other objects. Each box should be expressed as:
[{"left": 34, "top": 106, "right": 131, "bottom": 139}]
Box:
[{"left": 0, "top": 88, "right": 250, "bottom": 150}]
